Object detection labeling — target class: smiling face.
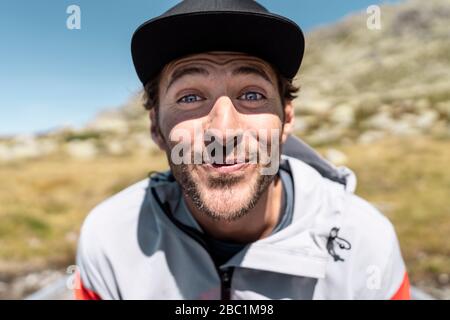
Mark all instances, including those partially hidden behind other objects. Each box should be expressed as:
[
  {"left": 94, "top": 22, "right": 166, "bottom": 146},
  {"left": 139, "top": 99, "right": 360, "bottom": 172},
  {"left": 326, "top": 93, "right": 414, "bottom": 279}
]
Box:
[{"left": 149, "top": 51, "right": 295, "bottom": 222}]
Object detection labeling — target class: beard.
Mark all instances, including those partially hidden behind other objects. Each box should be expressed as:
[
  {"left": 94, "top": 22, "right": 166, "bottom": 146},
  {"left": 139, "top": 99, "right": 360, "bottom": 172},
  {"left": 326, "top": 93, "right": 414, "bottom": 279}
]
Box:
[
  {"left": 163, "top": 125, "right": 282, "bottom": 222},
  {"left": 168, "top": 159, "right": 277, "bottom": 222}
]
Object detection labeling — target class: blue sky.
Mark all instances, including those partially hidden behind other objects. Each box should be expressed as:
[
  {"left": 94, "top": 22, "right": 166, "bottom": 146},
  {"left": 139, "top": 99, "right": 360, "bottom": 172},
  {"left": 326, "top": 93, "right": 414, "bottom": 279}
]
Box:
[{"left": 0, "top": 0, "right": 400, "bottom": 136}]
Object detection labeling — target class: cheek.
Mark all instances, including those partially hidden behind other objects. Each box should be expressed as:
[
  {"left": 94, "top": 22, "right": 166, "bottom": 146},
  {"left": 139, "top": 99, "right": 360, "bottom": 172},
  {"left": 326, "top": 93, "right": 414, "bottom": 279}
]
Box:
[
  {"left": 161, "top": 112, "right": 283, "bottom": 147},
  {"left": 241, "top": 114, "right": 283, "bottom": 134},
  {"left": 166, "top": 119, "right": 202, "bottom": 149},
  {"left": 241, "top": 115, "right": 283, "bottom": 157},
  {"left": 158, "top": 108, "right": 191, "bottom": 143}
]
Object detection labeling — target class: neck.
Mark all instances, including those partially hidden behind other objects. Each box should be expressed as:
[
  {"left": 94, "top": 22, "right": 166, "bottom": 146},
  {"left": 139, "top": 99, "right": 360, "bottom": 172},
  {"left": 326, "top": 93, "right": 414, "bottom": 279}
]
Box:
[{"left": 184, "top": 175, "right": 283, "bottom": 244}]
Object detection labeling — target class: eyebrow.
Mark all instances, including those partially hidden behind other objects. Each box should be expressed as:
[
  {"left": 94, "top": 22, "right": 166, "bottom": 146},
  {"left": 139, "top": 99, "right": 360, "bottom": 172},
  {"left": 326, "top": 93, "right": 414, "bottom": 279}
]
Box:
[
  {"left": 166, "top": 67, "right": 210, "bottom": 93},
  {"left": 231, "top": 65, "right": 273, "bottom": 85},
  {"left": 165, "top": 64, "right": 273, "bottom": 93}
]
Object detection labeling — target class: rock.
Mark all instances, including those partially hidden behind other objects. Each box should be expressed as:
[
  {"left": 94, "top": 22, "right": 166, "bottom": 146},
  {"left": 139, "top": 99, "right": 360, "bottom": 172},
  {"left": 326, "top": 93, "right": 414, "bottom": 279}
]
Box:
[
  {"left": 298, "top": 99, "right": 333, "bottom": 115},
  {"left": 87, "top": 111, "right": 129, "bottom": 134},
  {"left": 324, "top": 148, "right": 348, "bottom": 166},
  {"left": 0, "top": 144, "right": 13, "bottom": 162},
  {"left": 105, "top": 140, "right": 125, "bottom": 155},
  {"left": 8, "top": 136, "right": 41, "bottom": 159},
  {"left": 358, "top": 130, "right": 386, "bottom": 144},
  {"left": 391, "top": 120, "right": 421, "bottom": 136},
  {"left": 39, "top": 139, "right": 58, "bottom": 155},
  {"left": 132, "top": 133, "right": 158, "bottom": 153},
  {"left": 0, "top": 136, "right": 58, "bottom": 162},
  {"left": 8, "top": 270, "right": 65, "bottom": 299},
  {"left": 330, "top": 104, "right": 355, "bottom": 128},
  {"left": 363, "top": 111, "right": 394, "bottom": 131},
  {"left": 65, "top": 141, "right": 98, "bottom": 160},
  {"left": 363, "top": 111, "right": 420, "bottom": 136},
  {"left": 307, "top": 127, "right": 345, "bottom": 145},
  {"left": 415, "top": 110, "right": 439, "bottom": 131},
  {"left": 294, "top": 115, "right": 317, "bottom": 133}
]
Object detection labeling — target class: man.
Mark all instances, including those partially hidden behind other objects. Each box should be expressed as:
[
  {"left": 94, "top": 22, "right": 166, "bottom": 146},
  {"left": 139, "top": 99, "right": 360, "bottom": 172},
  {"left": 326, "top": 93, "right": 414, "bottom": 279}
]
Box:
[{"left": 75, "top": 0, "right": 410, "bottom": 300}]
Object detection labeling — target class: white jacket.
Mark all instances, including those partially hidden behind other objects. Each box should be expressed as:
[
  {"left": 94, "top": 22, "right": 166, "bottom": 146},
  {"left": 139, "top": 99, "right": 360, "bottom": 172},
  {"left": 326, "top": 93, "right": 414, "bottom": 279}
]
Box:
[{"left": 75, "top": 149, "right": 410, "bottom": 300}]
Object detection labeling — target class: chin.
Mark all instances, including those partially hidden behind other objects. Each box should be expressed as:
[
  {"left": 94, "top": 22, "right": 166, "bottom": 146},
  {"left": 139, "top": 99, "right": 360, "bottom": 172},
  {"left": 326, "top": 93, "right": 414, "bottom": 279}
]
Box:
[
  {"left": 197, "top": 182, "right": 257, "bottom": 218},
  {"left": 171, "top": 161, "right": 275, "bottom": 222}
]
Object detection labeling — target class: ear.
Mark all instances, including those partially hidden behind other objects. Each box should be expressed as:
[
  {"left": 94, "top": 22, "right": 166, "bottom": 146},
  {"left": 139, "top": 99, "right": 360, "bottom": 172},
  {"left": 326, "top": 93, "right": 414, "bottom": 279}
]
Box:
[
  {"left": 149, "top": 109, "right": 166, "bottom": 151},
  {"left": 281, "top": 101, "right": 295, "bottom": 144}
]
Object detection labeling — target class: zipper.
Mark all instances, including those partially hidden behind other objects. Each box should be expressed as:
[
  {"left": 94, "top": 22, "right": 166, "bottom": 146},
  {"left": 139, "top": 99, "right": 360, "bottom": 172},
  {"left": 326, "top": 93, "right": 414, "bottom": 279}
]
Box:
[
  {"left": 219, "top": 267, "right": 234, "bottom": 300},
  {"left": 151, "top": 186, "right": 234, "bottom": 300}
]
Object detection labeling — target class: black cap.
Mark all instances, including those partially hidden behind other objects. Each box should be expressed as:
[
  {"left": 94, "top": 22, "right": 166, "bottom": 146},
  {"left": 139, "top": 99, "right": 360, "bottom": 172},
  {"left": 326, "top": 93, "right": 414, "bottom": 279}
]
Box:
[{"left": 131, "top": 0, "right": 305, "bottom": 86}]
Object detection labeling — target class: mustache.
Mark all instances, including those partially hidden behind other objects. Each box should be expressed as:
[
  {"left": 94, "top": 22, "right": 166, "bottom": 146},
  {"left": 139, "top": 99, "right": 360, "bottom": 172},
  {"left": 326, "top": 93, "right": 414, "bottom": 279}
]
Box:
[
  {"left": 168, "top": 128, "right": 282, "bottom": 174},
  {"left": 174, "top": 138, "right": 276, "bottom": 165}
]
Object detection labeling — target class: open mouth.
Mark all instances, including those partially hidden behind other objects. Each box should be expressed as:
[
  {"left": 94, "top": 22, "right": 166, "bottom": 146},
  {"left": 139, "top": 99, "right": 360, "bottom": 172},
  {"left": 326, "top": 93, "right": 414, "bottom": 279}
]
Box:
[{"left": 203, "top": 160, "right": 250, "bottom": 173}]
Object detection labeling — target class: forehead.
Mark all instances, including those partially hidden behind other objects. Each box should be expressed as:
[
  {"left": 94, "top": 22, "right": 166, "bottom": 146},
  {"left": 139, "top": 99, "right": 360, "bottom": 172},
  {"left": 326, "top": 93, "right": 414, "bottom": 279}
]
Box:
[{"left": 161, "top": 51, "right": 277, "bottom": 79}]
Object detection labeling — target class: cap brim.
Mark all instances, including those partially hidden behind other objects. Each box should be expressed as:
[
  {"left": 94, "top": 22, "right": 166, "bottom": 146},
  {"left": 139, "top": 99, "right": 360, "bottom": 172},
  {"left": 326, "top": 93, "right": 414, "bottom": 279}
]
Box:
[{"left": 131, "top": 11, "right": 305, "bottom": 85}]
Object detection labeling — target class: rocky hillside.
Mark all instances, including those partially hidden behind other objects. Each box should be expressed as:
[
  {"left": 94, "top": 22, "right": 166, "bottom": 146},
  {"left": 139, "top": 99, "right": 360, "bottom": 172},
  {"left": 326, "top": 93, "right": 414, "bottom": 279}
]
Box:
[
  {"left": 295, "top": 0, "right": 450, "bottom": 145},
  {"left": 0, "top": 0, "right": 449, "bottom": 161}
]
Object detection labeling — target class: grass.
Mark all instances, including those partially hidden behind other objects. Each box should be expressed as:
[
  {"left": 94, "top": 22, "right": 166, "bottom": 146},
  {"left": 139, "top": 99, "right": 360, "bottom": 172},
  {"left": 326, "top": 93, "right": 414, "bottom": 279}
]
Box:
[
  {"left": 0, "top": 137, "right": 449, "bottom": 288},
  {"left": 0, "top": 153, "right": 168, "bottom": 275}
]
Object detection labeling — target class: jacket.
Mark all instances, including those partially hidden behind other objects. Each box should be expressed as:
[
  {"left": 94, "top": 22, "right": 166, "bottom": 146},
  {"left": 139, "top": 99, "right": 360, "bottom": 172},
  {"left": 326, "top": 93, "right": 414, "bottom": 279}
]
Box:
[{"left": 75, "top": 136, "right": 410, "bottom": 300}]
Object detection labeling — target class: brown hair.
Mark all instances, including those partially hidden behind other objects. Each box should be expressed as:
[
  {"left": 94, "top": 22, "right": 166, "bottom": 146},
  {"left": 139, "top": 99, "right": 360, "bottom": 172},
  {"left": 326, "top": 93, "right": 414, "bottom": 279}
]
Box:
[{"left": 143, "top": 65, "right": 299, "bottom": 111}]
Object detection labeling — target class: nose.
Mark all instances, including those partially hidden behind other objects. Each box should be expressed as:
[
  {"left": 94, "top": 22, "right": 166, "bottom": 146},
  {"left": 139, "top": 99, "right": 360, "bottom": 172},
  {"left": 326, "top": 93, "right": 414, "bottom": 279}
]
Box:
[{"left": 205, "top": 96, "right": 241, "bottom": 146}]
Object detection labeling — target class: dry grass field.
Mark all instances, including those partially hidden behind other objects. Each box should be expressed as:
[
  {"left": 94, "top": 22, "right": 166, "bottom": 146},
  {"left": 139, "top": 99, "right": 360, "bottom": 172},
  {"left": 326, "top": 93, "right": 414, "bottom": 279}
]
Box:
[{"left": 0, "top": 136, "right": 448, "bottom": 292}]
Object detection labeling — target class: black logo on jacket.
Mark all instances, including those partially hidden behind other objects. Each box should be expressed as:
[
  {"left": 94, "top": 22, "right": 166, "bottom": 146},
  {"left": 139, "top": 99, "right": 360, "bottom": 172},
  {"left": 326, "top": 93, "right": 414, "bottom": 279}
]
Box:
[{"left": 327, "top": 227, "right": 351, "bottom": 262}]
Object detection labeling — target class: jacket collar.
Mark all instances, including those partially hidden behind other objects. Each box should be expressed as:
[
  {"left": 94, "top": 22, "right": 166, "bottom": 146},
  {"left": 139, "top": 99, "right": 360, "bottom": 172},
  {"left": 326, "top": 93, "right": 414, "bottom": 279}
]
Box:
[{"left": 149, "top": 156, "right": 349, "bottom": 279}]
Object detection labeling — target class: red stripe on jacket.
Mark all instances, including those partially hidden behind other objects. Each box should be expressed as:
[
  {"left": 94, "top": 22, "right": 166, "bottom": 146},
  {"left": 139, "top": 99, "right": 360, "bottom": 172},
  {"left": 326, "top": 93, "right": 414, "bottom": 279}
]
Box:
[
  {"left": 74, "top": 271, "right": 102, "bottom": 300},
  {"left": 390, "top": 272, "right": 411, "bottom": 300},
  {"left": 72, "top": 270, "right": 411, "bottom": 300}
]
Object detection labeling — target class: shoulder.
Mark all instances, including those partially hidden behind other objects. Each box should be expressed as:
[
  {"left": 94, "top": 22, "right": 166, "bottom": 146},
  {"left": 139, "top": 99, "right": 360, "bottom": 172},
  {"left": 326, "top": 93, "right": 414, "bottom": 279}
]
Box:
[
  {"left": 285, "top": 155, "right": 407, "bottom": 298},
  {"left": 80, "top": 178, "right": 150, "bottom": 238},
  {"left": 77, "top": 177, "right": 154, "bottom": 268},
  {"left": 75, "top": 178, "right": 155, "bottom": 298},
  {"left": 343, "top": 192, "right": 396, "bottom": 245},
  {"left": 337, "top": 189, "right": 407, "bottom": 299},
  {"left": 285, "top": 155, "right": 399, "bottom": 251}
]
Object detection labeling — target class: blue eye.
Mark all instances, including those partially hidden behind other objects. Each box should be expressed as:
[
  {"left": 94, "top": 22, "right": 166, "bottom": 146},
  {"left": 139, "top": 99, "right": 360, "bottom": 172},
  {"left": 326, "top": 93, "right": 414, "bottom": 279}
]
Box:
[
  {"left": 239, "top": 92, "right": 265, "bottom": 101},
  {"left": 178, "top": 94, "right": 203, "bottom": 104}
]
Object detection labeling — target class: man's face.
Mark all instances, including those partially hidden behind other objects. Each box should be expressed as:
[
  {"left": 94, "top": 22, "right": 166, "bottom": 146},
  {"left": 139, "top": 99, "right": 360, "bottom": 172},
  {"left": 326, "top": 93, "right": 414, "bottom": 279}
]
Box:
[{"left": 151, "top": 52, "right": 293, "bottom": 222}]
